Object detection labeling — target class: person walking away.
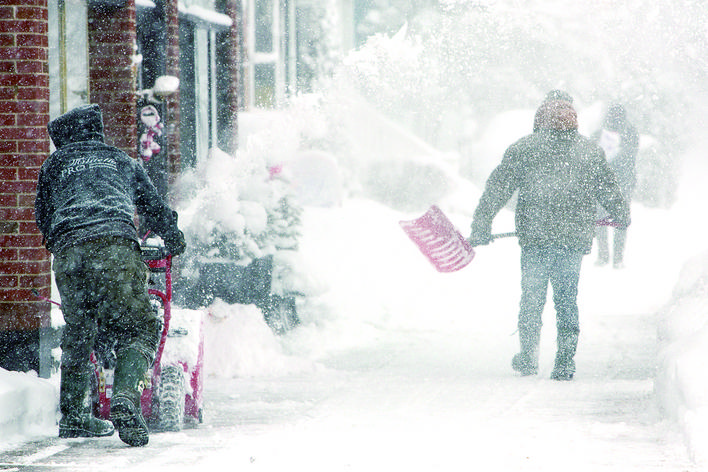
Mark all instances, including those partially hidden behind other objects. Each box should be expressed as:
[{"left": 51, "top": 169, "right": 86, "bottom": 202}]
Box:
[
  {"left": 35, "top": 104, "right": 186, "bottom": 446},
  {"left": 468, "top": 93, "right": 630, "bottom": 381},
  {"left": 593, "top": 103, "right": 638, "bottom": 269}
]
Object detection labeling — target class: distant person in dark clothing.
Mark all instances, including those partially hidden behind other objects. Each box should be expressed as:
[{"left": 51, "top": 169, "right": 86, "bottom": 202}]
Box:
[
  {"left": 593, "top": 103, "right": 639, "bottom": 269},
  {"left": 35, "top": 104, "right": 186, "bottom": 446},
  {"left": 469, "top": 92, "right": 630, "bottom": 381}
]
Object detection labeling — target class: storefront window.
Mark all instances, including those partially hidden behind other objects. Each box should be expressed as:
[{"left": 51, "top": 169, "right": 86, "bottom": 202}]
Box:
[{"left": 48, "top": 0, "right": 89, "bottom": 119}]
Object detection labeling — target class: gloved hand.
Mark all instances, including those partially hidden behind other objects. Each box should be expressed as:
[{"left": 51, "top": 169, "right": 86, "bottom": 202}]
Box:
[
  {"left": 468, "top": 229, "right": 492, "bottom": 247},
  {"left": 163, "top": 229, "right": 186, "bottom": 256}
]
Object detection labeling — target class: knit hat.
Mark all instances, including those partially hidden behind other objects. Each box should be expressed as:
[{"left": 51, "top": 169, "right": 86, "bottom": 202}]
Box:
[
  {"left": 533, "top": 100, "right": 578, "bottom": 131},
  {"left": 544, "top": 89, "right": 573, "bottom": 103}
]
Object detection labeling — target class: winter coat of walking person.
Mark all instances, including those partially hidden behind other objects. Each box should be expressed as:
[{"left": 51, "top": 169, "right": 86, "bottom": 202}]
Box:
[
  {"left": 593, "top": 103, "right": 639, "bottom": 269},
  {"left": 35, "top": 104, "right": 186, "bottom": 447},
  {"left": 468, "top": 93, "right": 630, "bottom": 381}
]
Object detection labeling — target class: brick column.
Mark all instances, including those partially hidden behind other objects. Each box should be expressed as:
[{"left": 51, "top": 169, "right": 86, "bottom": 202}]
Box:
[
  {"left": 217, "top": 0, "right": 240, "bottom": 154},
  {"left": 0, "top": 1, "right": 51, "bottom": 333},
  {"left": 164, "top": 0, "right": 180, "bottom": 187},
  {"left": 87, "top": 0, "right": 137, "bottom": 158}
]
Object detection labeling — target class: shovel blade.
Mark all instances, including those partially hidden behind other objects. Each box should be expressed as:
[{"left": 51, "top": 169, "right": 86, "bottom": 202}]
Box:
[{"left": 399, "top": 205, "right": 475, "bottom": 272}]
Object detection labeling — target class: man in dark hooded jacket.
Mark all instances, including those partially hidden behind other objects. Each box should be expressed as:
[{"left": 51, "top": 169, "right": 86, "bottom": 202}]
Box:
[
  {"left": 469, "top": 93, "right": 630, "bottom": 381},
  {"left": 35, "top": 104, "right": 186, "bottom": 446}
]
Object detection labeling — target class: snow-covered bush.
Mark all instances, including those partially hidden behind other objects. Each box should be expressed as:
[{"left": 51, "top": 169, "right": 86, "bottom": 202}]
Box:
[
  {"left": 174, "top": 148, "right": 303, "bottom": 312},
  {"left": 176, "top": 148, "right": 302, "bottom": 266}
]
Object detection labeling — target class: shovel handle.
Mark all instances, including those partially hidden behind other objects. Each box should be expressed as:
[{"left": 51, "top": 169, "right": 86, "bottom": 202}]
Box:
[
  {"left": 491, "top": 232, "right": 517, "bottom": 240},
  {"left": 488, "top": 219, "right": 622, "bottom": 242}
]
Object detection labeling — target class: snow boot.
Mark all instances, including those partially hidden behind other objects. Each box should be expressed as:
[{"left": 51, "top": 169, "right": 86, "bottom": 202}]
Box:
[
  {"left": 511, "top": 328, "right": 540, "bottom": 376},
  {"left": 110, "top": 348, "right": 150, "bottom": 447},
  {"left": 59, "top": 365, "right": 115, "bottom": 438},
  {"left": 550, "top": 331, "right": 578, "bottom": 381}
]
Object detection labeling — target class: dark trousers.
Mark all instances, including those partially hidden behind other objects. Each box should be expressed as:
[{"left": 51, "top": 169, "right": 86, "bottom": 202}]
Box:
[
  {"left": 518, "top": 245, "right": 583, "bottom": 337},
  {"left": 596, "top": 225, "right": 627, "bottom": 264},
  {"left": 53, "top": 237, "right": 160, "bottom": 371}
]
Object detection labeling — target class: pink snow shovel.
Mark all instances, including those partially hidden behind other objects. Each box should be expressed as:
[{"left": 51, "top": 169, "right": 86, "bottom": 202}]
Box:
[
  {"left": 399, "top": 205, "right": 514, "bottom": 273},
  {"left": 400, "top": 206, "right": 624, "bottom": 273}
]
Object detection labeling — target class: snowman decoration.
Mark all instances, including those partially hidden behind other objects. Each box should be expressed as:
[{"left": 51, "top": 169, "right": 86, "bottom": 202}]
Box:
[{"left": 139, "top": 105, "right": 164, "bottom": 162}]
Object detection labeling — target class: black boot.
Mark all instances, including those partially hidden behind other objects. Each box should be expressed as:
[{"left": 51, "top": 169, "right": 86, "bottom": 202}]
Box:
[
  {"left": 111, "top": 349, "right": 150, "bottom": 447},
  {"left": 550, "top": 331, "right": 578, "bottom": 381},
  {"left": 59, "top": 365, "right": 114, "bottom": 438},
  {"left": 511, "top": 328, "right": 540, "bottom": 376}
]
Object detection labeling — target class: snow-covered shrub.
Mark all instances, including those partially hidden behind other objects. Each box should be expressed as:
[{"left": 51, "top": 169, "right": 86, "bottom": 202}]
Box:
[
  {"left": 174, "top": 148, "right": 303, "bottom": 312},
  {"left": 177, "top": 148, "right": 302, "bottom": 266}
]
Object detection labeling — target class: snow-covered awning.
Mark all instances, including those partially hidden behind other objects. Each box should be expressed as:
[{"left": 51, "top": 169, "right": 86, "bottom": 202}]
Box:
[{"left": 179, "top": 4, "right": 233, "bottom": 32}]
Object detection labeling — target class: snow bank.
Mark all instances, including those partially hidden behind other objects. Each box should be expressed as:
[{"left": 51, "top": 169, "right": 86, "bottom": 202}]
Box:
[
  {"left": 656, "top": 250, "right": 708, "bottom": 465},
  {"left": 201, "top": 300, "right": 319, "bottom": 378},
  {"left": 0, "top": 369, "right": 56, "bottom": 451}
]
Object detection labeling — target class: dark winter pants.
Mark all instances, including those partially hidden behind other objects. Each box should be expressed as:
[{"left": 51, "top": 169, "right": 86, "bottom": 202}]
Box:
[
  {"left": 595, "top": 225, "right": 627, "bottom": 264},
  {"left": 518, "top": 245, "right": 583, "bottom": 339},
  {"left": 53, "top": 237, "right": 160, "bottom": 371}
]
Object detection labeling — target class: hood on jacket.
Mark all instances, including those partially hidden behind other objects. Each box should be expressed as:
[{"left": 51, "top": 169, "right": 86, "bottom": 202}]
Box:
[
  {"left": 48, "top": 104, "right": 105, "bottom": 148},
  {"left": 533, "top": 99, "right": 578, "bottom": 132}
]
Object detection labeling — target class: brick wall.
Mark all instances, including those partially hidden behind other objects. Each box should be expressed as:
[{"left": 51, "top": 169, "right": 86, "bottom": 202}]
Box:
[
  {"left": 218, "top": 0, "right": 240, "bottom": 154},
  {"left": 164, "top": 0, "right": 180, "bottom": 188},
  {"left": 87, "top": 0, "right": 137, "bottom": 158},
  {"left": 0, "top": 0, "right": 51, "bottom": 331}
]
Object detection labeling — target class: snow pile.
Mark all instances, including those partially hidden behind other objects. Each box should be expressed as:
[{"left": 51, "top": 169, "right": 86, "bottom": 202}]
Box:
[
  {"left": 656, "top": 253, "right": 708, "bottom": 464},
  {"left": 200, "top": 300, "right": 319, "bottom": 378},
  {"left": 645, "top": 145, "right": 708, "bottom": 466},
  {"left": 0, "top": 369, "right": 56, "bottom": 449}
]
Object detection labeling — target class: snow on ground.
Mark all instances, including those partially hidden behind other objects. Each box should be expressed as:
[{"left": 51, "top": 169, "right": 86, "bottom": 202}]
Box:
[{"left": 1, "top": 138, "right": 708, "bottom": 469}]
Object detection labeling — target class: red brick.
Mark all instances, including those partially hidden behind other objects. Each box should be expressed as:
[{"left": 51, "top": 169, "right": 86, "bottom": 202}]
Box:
[
  {"left": 0, "top": 45, "right": 46, "bottom": 61},
  {"left": 0, "top": 113, "right": 14, "bottom": 125},
  {"left": 16, "top": 7, "right": 48, "bottom": 21},
  {"left": 18, "top": 247, "right": 46, "bottom": 261},
  {"left": 0, "top": 260, "right": 48, "bottom": 275},
  {"left": 0, "top": 60, "right": 14, "bottom": 73},
  {"left": 0, "top": 33, "right": 14, "bottom": 46},
  {"left": 0, "top": 126, "right": 45, "bottom": 140},
  {"left": 19, "top": 274, "right": 50, "bottom": 289},
  {"left": 17, "top": 33, "right": 47, "bottom": 46},
  {"left": 18, "top": 221, "right": 42, "bottom": 234},
  {"left": 0, "top": 234, "right": 44, "bottom": 249},
  {"left": 0, "top": 220, "right": 17, "bottom": 233},
  {"left": 0, "top": 287, "right": 35, "bottom": 302},
  {"left": 0, "top": 306, "right": 46, "bottom": 330},
  {"left": 17, "top": 167, "right": 38, "bottom": 180},
  {"left": 18, "top": 139, "right": 49, "bottom": 153},
  {"left": 1, "top": 180, "right": 37, "bottom": 193},
  {"left": 0, "top": 20, "right": 46, "bottom": 35},
  {"left": 0, "top": 193, "right": 16, "bottom": 206},
  {"left": 0, "top": 153, "right": 45, "bottom": 167},
  {"left": 0, "top": 247, "right": 17, "bottom": 260},
  {"left": 0, "top": 100, "right": 49, "bottom": 114},
  {"left": 0, "top": 88, "right": 17, "bottom": 100},
  {"left": 0, "top": 166, "right": 16, "bottom": 180},
  {"left": 0, "top": 275, "right": 18, "bottom": 288},
  {"left": 0, "top": 0, "right": 45, "bottom": 7},
  {"left": 16, "top": 113, "right": 46, "bottom": 127},
  {"left": 0, "top": 206, "right": 35, "bottom": 221},
  {"left": 17, "top": 86, "right": 49, "bottom": 101}
]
